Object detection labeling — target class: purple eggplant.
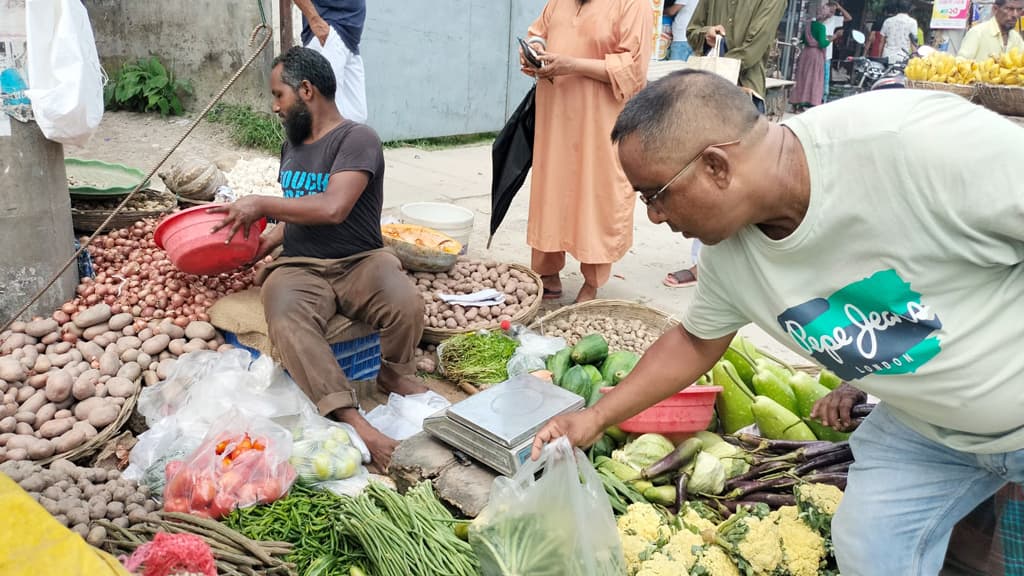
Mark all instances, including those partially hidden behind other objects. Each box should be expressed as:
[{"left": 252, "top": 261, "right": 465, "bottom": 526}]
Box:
[
  {"left": 792, "top": 445, "right": 853, "bottom": 476},
  {"left": 641, "top": 437, "right": 703, "bottom": 480}
]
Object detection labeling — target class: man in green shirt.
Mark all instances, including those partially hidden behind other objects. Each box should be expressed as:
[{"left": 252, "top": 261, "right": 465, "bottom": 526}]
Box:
[{"left": 686, "top": 0, "right": 787, "bottom": 100}]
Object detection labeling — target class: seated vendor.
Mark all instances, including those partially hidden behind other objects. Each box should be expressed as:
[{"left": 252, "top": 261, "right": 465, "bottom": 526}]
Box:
[{"left": 209, "top": 47, "right": 426, "bottom": 469}]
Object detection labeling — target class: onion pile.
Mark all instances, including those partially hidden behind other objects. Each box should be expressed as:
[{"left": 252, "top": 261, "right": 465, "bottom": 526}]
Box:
[{"left": 73, "top": 220, "right": 255, "bottom": 323}]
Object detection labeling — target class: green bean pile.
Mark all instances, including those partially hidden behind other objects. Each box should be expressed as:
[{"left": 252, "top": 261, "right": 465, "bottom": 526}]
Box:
[{"left": 225, "top": 481, "right": 478, "bottom": 576}]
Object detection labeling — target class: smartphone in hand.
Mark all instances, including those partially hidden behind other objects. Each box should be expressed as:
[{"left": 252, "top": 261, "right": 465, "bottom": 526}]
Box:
[{"left": 518, "top": 37, "right": 543, "bottom": 69}]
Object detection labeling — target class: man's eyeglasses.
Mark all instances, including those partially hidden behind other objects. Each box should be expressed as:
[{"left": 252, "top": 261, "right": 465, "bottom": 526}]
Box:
[{"left": 638, "top": 138, "right": 743, "bottom": 207}]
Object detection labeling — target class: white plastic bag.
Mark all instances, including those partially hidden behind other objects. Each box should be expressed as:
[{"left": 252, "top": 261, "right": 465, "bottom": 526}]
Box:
[
  {"left": 364, "top": 391, "right": 450, "bottom": 441},
  {"left": 24, "top": 0, "right": 104, "bottom": 145},
  {"left": 506, "top": 332, "right": 566, "bottom": 377},
  {"left": 469, "top": 437, "right": 625, "bottom": 576}
]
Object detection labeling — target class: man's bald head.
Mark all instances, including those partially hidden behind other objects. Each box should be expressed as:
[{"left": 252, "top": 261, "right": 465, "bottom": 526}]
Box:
[{"left": 611, "top": 70, "right": 761, "bottom": 167}]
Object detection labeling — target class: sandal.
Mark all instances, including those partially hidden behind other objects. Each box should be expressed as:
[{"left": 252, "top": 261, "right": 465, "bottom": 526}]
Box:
[
  {"left": 542, "top": 288, "right": 563, "bottom": 300},
  {"left": 663, "top": 268, "right": 697, "bottom": 288}
]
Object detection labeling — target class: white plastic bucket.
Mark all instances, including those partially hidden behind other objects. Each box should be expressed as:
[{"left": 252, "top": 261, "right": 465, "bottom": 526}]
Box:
[{"left": 399, "top": 202, "right": 475, "bottom": 254}]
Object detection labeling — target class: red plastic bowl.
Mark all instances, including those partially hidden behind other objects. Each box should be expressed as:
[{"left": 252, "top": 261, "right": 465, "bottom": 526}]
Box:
[
  {"left": 154, "top": 204, "right": 266, "bottom": 276},
  {"left": 607, "top": 385, "right": 722, "bottom": 435}
]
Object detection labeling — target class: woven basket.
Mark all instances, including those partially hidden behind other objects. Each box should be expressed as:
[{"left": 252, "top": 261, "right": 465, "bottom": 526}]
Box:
[
  {"left": 906, "top": 80, "right": 978, "bottom": 101},
  {"left": 37, "top": 383, "right": 139, "bottom": 466},
  {"left": 529, "top": 299, "right": 681, "bottom": 355},
  {"left": 975, "top": 84, "right": 1024, "bottom": 117},
  {"left": 72, "top": 190, "right": 176, "bottom": 233},
  {"left": 421, "top": 263, "right": 543, "bottom": 344}
]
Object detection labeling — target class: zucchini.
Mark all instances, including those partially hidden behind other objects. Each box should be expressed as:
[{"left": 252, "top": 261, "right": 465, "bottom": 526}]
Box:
[
  {"left": 546, "top": 348, "right": 572, "bottom": 386},
  {"left": 601, "top": 351, "right": 639, "bottom": 385},
  {"left": 571, "top": 334, "right": 609, "bottom": 365}
]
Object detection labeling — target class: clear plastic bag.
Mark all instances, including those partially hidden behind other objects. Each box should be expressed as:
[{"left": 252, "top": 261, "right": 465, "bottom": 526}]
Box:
[
  {"left": 162, "top": 410, "right": 297, "bottom": 519},
  {"left": 290, "top": 421, "right": 366, "bottom": 484},
  {"left": 469, "top": 436, "right": 625, "bottom": 576},
  {"left": 364, "top": 391, "right": 451, "bottom": 441},
  {"left": 506, "top": 331, "right": 566, "bottom": 377}
]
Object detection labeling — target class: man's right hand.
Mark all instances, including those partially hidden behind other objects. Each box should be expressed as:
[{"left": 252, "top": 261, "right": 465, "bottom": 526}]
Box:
[
  {"left": 531, "top": 407, "right": 606, "bottom": 460},
  {"left": 311, "top": 17, "right": 331, "bottom": 46},
  {"left": 705, "top": 25, "right": 727, "bottom": 48}
]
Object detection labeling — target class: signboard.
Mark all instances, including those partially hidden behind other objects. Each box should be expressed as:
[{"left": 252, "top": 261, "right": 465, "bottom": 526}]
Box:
[
  {"left": 931, "top": 0, "right": 971, "bottom": 29},
  {"left": 650, "top": 0, "right": 667, "bottom": 61},
  {"left": 931, "top": 0, "right": 972, "bottom": 30},
  {"left": 0, "top": 0, "right": 31, "bottom": 123}
]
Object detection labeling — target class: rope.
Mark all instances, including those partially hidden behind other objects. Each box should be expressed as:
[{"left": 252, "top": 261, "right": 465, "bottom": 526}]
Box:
[{"left": 1, "top": 23, "right": 272, "bottom": 333}]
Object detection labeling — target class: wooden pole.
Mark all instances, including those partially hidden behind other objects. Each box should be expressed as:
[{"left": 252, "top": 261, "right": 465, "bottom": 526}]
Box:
[{"left": 279, "top": 0, "right": 293, "bottom": 52}]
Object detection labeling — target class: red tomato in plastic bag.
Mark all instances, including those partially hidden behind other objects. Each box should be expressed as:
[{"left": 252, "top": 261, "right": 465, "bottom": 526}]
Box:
[
  {"left": 255, "top": 478, "right": 283, "bottom": 504},
  {"left": 163, "top": 496, "right": 189, "bottom": 513},
  {"left": 191, "top": 476, "right": 217, "bottom": 509},
  {"left": 237, "top": 483, "right": 260, "bottom": 506},
  {"left": 164, "top": 467, "right": 193, "bottom": 500},
  {"left": 208, "top": 491, "right": 236, "bottom": 519},
  {"left": 218, "top": 469, "right": 247, "bottom": 495}
]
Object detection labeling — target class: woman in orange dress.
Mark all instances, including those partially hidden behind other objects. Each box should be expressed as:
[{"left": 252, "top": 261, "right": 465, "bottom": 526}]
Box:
[{"left": 521, "top": 0, "right": 652, "bottom": 302}]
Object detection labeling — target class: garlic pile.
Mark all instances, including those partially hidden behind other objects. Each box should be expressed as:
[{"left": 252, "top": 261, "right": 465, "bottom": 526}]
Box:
[{"left": 226, "top": 157, "right": 282, "bottom": 198}]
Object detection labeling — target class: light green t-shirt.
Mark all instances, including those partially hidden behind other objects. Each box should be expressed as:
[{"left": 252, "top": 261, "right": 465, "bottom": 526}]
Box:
[{"left": 683, "top": 89, "right": 1024, "bottom": 454}]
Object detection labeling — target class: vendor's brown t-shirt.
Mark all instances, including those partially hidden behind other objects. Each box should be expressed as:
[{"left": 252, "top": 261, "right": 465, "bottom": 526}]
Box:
[{"left": 278, "top": 120, "right": 384, "bottom": 259}]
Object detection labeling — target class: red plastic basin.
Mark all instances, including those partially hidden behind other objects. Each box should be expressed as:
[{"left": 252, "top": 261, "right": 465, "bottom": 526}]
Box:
[
  {"left": 606, "top": 385, "right": 722, "bottom": 435},
  {"left": 154, "top": 205, "right": 266, "bottom": 276}
]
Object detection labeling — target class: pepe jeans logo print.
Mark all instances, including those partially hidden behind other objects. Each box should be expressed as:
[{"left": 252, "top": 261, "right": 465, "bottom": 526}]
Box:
[{"left": 776, "top": 269, "right": 943, "bottom": 381}]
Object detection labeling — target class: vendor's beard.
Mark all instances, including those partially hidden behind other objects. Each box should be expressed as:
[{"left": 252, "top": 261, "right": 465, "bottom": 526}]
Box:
[{"left": 283, "top": 101, "right": 313, "bottom": 145}]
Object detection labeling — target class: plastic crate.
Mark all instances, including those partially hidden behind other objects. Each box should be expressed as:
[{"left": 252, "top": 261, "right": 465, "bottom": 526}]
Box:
[
  {"left": 222, "top": 330, "right": 382, "bottom": 381},
  {"left": 609, "top": 385, "right": 722, "bottom": 435}
]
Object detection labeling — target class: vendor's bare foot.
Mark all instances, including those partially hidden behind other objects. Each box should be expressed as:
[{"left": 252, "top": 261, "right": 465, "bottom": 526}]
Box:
[
  {"left": 575, "top": 284, "right": 598, "bottom": 303},
  {"left": 378, "top": 363, "right": 428, "bottom": 396},
  {"left": 335, "top": 408, "right": 399, "bottom": 470}
]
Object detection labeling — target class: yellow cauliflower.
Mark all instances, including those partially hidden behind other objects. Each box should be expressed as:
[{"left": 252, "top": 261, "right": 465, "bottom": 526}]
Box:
[
  {"left": 796, "top": 482, "right": 843, "bottom": 516},
  {"left": 635, "top": 552, "right": 690, "bottom": 576},
  {"left": 681, "top": 507, "right": 717, "bottom": 534},
  {"left": 621, "top": 533, "right": 657, "bottom": 576},
  {"left": 660, "top": 528, "right": 704, "bottom": 570},
  {"left": 774, "top": 506, "right": 826, "bottom": 576},
  {"left": 692, "top": 545, "right": 742, "bottom": 576},
  {"left": 617, "top": 502, "right": 673, "bottom": 543},
  {"left": 735, "top": 516, "right": 785, "bottom": 575}
]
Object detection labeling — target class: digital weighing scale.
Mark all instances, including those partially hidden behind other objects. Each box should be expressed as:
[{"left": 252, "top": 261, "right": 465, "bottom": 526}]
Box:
[{"left": 423, "top": 375, "right": 585, "bottom": 476}]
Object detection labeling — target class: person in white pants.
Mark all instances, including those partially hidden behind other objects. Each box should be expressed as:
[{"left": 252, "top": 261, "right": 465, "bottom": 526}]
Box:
[{"left": 292, "top": 0, "right": 368, "bottom": 124}]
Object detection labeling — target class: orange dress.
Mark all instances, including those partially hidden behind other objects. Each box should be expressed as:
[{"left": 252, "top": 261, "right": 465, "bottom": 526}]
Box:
[{"left": 526, "top": 0, "right": 652, "bottom": 280}]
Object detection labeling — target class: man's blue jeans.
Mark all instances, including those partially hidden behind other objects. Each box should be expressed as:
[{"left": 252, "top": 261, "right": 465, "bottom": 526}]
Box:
[{"left": 833, "top": 403, "right": 1024, "bottom": 575}]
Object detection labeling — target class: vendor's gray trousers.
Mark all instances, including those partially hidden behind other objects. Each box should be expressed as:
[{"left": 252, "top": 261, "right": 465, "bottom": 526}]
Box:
[
  {"left": 833, "top": 403, "right": 1024, "bottom": 575},
  {"left": 259, "top": 250, "right": 424, "bottom": 416}
]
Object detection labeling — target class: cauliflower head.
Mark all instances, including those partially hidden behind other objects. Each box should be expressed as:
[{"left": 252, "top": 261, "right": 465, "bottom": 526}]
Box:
[
  {"left": 620, "top": 533, "right": 657, "bottom": 576},
  {"left": 774, "top": 506, "right": 826, "bottom": 576},
  {"left": 681, "top": 506, "right": 717, "bottom": 534},
  {"left": 692, "top": 545, "right": 742, "bottom": 576},
  {"left": 618, "top": 502, "right": 673, "bottom": 543},
  {"left": 660, "top": 527, "right": 704, "bottom": 570},
  {"left": 735, "top": 516, "right": 785, "bottom": 575},
  {"left": 635, "top": 552, "right": 690, "bottom": 576},
  {"left": 796, "top": 482, "right": 843, "bottom": 516}
]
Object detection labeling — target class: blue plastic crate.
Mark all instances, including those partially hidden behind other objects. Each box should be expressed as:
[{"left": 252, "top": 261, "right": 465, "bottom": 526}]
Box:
[{"left": 222, "top": 330, "right": 382, "bottom": 381}]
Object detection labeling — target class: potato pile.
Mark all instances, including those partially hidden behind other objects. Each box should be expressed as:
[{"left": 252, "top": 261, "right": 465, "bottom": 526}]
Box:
[
  {"left": 72, "top": 191, "right": 174, "bottom": 213},
  {"left": 536, "top": 314, "right": 667, "bottom": 355},
  {"left": 0, "top": 303, "right": 230, "bottom": 463},
  {"left": 411, "top": 258, "right": 540, "bottom": 331},
  {"left": 1, "top": 458, "right": 159, "bottom": 545},
  {"left": 73, "top": 219, "right": 256, "bottom": 322}
]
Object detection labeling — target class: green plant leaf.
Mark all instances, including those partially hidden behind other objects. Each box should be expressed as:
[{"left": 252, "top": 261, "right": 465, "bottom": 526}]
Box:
[{"left": 146, "top": 75, "right": 169, "bottom": 91}]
